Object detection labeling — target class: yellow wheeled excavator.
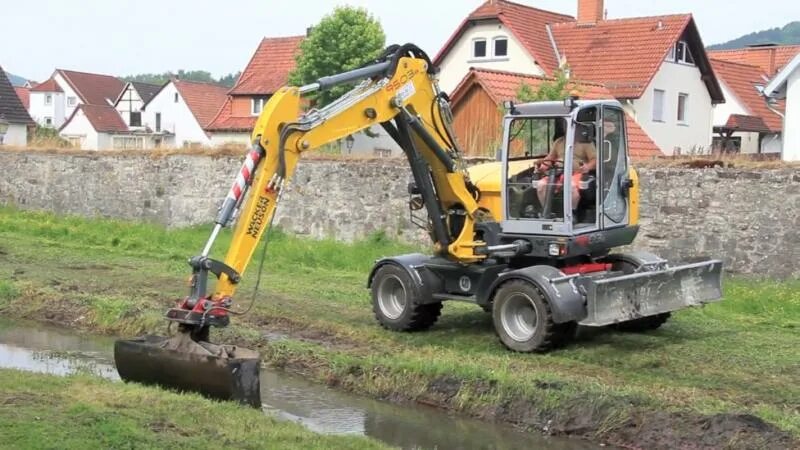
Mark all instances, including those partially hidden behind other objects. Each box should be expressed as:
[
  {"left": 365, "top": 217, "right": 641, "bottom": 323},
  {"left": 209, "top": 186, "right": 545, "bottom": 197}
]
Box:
[{"left": 114, "top": 44, "right": 723, "bottom": 406}]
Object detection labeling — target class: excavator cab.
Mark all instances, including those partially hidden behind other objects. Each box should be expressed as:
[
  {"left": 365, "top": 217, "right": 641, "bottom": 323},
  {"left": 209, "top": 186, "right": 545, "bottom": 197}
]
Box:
[{"left": 499, "top": 101, "right": 632, "bottom": 235}]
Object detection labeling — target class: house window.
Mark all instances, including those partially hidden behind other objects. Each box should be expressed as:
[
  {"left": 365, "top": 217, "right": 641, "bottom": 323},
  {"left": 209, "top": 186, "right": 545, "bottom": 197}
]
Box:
[
  {"left": 675, "top": 41, "right": 695, "bottom": 65},
  {"left": 112, "top": 136, "right": 144, "bottom": 150},
  {"left": 67, "top": 96, "right": 77, "bottom": 107},
  {"left": 45, "top": 94, "right": 53, "bottom": 105},
  {"left": 155, "top": 113, "right": 162, "bottom": 132},
  {"left": 174, "top": 93, "right": 179, "bottom": 103},
  {"left": 677, "top": 93, "right": 689, "bottom": 123},
  {"left": 493, "top": 37, "right": 508, "bottom": 57},
  {"left": 44, "top": 117, "right": 53, "bottom": 126},
  {"left": 130, "top": 112, "right": 142, "bottom": 127},
  {"left": 251, "top": 97, "right": 267, "bottom": 115},
  {"left": 473, "top": 39, "right": 487, "bottom": 58},
  {"left": 652, "top": 89, "right": 665, "bottom": 122}
]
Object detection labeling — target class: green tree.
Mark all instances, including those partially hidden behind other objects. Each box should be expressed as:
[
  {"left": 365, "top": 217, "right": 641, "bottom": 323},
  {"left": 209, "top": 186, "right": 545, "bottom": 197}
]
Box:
[
  {"left": 289, "top": 6, "right": 386, "bottom": 106},
  {"left": 515, "top": 66, "right": 577, "bottom": 102}
]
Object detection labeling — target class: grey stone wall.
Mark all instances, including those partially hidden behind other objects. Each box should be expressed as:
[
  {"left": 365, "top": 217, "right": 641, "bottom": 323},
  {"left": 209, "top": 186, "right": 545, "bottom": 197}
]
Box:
[{"left": 1, "top": 150, "right": 797, "bottom": 278}]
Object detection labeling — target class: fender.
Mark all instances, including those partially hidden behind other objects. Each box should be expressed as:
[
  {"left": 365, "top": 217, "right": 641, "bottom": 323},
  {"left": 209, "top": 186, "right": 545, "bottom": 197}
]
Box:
[
  {"left": 478, "top": 265, "right": 586, "bottom": 324},
  {"left": 367, "top": 253, "right": 441, "bottom": 305}
]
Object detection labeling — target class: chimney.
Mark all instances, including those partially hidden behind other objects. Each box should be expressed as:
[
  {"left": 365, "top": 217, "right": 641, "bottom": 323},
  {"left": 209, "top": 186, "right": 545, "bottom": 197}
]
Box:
[{"left": 577, "top": 0, "right": 604, "bottom": 25}]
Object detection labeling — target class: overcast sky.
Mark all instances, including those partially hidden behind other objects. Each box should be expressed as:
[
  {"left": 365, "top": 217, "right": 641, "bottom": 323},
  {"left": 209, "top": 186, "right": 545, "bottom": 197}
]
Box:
[{"left": 2, "top": 0, "right": 798, "bottom": 81}]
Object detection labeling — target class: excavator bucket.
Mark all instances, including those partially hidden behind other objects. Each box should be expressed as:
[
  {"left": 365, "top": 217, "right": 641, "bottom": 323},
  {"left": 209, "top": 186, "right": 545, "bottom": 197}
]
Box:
[
  {"left": 579, "top": 259, "right": 724, "bottom": 327},
  {"left": 114, "top": 333, "right": 261, "bottom": 407}
]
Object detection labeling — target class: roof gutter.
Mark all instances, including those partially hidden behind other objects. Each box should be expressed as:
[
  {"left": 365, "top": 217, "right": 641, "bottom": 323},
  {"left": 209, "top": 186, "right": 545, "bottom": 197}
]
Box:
[{"left": 545, "top": 24, "right": 562, "bottom": 69}]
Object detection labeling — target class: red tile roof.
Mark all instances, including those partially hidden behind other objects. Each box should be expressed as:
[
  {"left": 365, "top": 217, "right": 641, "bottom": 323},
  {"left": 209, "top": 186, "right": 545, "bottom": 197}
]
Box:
[
  {"left": 173, "top": 79, "right": 229, "bottom": 128},
  {"left": 723, "top": 114, "right": 771, "bottom": 133},
  {"left": 709, "top": 45, "right": 800, "bottom": 76},
  {"left": 14, "top": 86, "right": 30, "bottom": 109},
  {"left": 207, "top": 36, "right": 303, "bottom": 131},
  {"left": 57, "top": 69, "right": 125, "bottom": 106},
  {"left": 205, "top": 97, "right": 255, "bottom": 132},
  {"left": 450, "top": 68, "right": 662, "bottom": 158},
  {"left": 30, "top": 78, "right": 63, "bottom": 93},
  {"left": 64, "top": 104, "right": 129, "bottom": 133},
  {"left": 230, "top": 36, "right": 304, "bottom": 95},
  {"left": 710, "top": 58, "right": 782, "bottom": 133},
  {"left": 551, "top": 14, "right": 694, "bottom": 99},
  {"left": 434, "top": 0, "right": 572, "bottom": 73}
]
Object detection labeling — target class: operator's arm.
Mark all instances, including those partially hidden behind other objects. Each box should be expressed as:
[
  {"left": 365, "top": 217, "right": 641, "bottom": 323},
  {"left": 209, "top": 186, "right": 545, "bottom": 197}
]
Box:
[{"left": 580, "top": 143, "right": 597, "bottom": 173}]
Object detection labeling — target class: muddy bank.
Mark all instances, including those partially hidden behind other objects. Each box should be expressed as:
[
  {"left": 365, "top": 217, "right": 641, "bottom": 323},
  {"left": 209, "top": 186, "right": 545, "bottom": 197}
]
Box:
[
  {"left": 264, "top": 345, "right": 795, "bottom": 450},
  {"left": 6, "top": 294, "right": 793, "bottom": 450}
]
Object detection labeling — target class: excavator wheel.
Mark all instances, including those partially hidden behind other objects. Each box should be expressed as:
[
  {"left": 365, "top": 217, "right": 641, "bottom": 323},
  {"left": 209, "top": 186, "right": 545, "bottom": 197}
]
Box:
[
  {"left": 371, "top": 264, "right": 442, "bottom": 331},
  {"left": 492, "top": 279, "right": 572, "bottom": 353}
]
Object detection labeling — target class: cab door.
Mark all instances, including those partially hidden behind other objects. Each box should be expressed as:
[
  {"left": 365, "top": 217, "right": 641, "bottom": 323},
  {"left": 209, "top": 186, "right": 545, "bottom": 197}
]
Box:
[{"left": 599, "top": 107, "right": 629, "bottom": 229}]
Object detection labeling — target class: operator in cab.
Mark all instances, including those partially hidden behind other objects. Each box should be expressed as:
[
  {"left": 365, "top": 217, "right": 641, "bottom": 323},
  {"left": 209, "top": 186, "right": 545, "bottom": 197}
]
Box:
[{"left": 536, "top": 122, "right": 597, "bottom": 209}]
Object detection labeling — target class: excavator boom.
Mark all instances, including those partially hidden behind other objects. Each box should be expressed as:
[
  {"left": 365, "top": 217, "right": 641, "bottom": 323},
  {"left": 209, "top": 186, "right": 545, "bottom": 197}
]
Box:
[{"left": 114, "top": 44, "right": 484, "bottom": 406}]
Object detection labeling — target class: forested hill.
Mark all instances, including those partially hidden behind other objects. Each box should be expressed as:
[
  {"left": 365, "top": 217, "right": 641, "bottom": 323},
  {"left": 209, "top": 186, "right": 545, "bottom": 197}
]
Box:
[
  {"left": 120, "top": 70, "right": 240, "bottom": 88},
  {"left": 708, "top": 21, "right": 800, "bottom": 50}
]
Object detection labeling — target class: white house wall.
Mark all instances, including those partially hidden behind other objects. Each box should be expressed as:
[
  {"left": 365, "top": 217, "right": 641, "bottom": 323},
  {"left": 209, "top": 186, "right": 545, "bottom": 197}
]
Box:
[
  {"left": 712, "top": 82, "right": 747, "bottom": 126},
  {"left": 142, "top": 82, "right": 211, "bottom": 146},
  {"left": 784, "top": 69, "right": 800, "bottom": 161},
  {"left": 761, "top": 133, "right": 782, "bottom": 154},
  {"left": 29, "top": 91, "right": 65, "bottom": 127},
  {"left": 732, "top": 131, "right": 760, "bottom": 154},
  {"left": 2, "top": 124, "right": 27, "bottom": 146},
  {"left": 629, "top": 61, "right": 713, "bottom": 155},
  {"left": 115, "top": 84, "right": 145, "bottom": 127},
  {"left": 59, "top": 110, "right": 100, "bottom": 150},
  {"left": 438, "top": 22, "right": 544, "bottom": 94},
  {"left": 210, "top": 132, "right": 250, "bottom": 147},
  {"left": 53, "top": 72, "right": 84, "bottom": 121}
]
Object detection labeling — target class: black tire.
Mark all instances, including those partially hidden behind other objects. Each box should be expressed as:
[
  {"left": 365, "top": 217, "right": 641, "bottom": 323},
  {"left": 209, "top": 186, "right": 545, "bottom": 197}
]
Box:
[
  {"left": 612, "top": 313, "right": 671, "bottom": 332},
  {"left": 371, "top": 264, "right": 442, "bottom": 332},
  {"left": 492, "top": 280, "right": 565, "bottom": 352}
]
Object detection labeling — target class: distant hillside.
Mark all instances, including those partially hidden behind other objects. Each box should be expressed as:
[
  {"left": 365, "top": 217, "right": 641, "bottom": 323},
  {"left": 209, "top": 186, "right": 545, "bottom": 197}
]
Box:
[
  {"left": 121, "top": 70, "right": 240, "bottom": 88},
  {"left": 709, "top": 21, "right": 800, "bottom": 50},
  {"left": 4, "top": 72, "right": 28, "bottom": 87}
]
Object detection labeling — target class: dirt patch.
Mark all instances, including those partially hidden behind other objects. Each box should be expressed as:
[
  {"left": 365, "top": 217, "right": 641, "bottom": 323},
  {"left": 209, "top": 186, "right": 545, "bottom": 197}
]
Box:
[
  {"left": 0, "top": 392, "right": 44, "bottom": 406},
  {"left": 249, "top": 315, "right": 366, "bottom": 353},
  {"left": 147, "top": 420, "right": 191, "bottom": 437},
  {"left": 604, "top": 412, "right": 795, "bottom": 450}
]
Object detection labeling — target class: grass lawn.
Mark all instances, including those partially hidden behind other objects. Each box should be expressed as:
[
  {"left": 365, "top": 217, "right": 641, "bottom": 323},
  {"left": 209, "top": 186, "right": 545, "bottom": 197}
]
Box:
[
  {"left": 0, "top": 369, "right": 385, "bottom": 450},
  {"left": 0, "top": 205, "right": 797, "bottom": 448}
]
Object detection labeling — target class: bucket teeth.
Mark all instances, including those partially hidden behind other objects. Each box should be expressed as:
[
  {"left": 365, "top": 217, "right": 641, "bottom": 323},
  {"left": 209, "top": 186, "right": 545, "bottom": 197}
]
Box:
[{"left": 114, "top": 334, "right": 261, "bottom": 407}]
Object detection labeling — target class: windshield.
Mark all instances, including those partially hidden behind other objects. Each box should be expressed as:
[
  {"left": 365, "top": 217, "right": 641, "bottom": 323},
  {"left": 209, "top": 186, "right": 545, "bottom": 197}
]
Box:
[{"left": 507, "top": 117, "right": 566, "bottom": 160}]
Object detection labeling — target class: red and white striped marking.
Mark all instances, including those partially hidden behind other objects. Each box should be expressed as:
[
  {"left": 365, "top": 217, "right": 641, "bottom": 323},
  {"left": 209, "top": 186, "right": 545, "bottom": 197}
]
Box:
[{"left": 226, "top": 149, "right": 262, "bottom": 202}]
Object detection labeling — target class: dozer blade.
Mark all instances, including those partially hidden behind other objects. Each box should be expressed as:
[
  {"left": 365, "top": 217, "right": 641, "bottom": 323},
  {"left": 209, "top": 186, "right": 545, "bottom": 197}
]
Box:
[
  {"left": 579, "top": 259, "right": 724, "bottom": 327},
  {"left": 114, "top": 333, "right": 261, "bottom": 407}
]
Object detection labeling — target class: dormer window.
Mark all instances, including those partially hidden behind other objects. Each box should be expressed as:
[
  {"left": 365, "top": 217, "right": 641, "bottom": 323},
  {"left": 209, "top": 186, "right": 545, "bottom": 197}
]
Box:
[
  {"left": 493, "top": 37, "right": 508, "bottom": 57},
  {"left": 473, "top": 39, "right": 487, "bottom": 58},
  {"left": 667, "top": 40, "right": 695, "bottom": 65}
]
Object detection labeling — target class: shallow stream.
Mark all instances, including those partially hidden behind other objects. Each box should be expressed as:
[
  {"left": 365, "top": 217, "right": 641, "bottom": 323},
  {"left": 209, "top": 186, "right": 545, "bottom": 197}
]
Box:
[{"left": 0, "top": 320, "right": 603, "bottom": 450}]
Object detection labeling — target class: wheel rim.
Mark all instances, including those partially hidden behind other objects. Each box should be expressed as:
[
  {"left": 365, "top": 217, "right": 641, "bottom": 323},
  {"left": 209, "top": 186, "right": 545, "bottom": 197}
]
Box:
[
  {"left": 377, "top": 275, "right": 407, "bottom": 320},
  {"left": 500, "top": 293, "right": 539, "bottom": 342}
]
